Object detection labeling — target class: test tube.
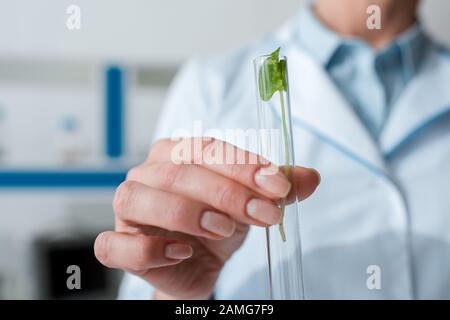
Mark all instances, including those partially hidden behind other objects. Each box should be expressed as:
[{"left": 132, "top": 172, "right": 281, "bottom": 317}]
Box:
[{"left": 253, "top": 50, "right": 305, "bottom": 299}]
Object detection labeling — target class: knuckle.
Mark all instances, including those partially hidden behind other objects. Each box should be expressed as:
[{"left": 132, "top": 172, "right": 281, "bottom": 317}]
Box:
[
  {"left": 165, "top": 198, "right": 190, "bottom": 230},
  {"left": 126, "top": 165, "right": 142, "bottom": 181},
  {"left": 215, "top": 183, "right": 239, "bottom": 210},
  {"left": 156, "top": 162, "right": 183, "bottom": 190},
  {"left": 228, "top": 162, "right": 245, "bottom": 178},
  {"left": 192, "top": 137, "right": 216, "bottom": 164},
  {"left": 201, "top": 138, "right": 216, "bottom": 158},
  {"left": 134, "top": 236, "right": 155, "bottom": 270},
  {"left": 113, "top": 181, "right": 139, "bottom": 217},
  {"left": 147, "top": 138, "right": 169, "bottom": 162}
]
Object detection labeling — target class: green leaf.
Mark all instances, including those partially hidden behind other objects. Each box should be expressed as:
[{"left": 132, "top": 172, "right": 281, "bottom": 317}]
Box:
[{"left": 258, "top": 47, "right": 287, "bottom": 101}]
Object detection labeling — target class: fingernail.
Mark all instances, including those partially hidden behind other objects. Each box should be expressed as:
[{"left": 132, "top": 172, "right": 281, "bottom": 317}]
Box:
[
  {"left": 255, "top": 169, "right": 291, "bottom": 197},
  {"left": 200, "top": 211, "right": 236, "bottom": 237},
  {"left": 165, "top": 243, "right": 193, "bottom": 260},
  {"left": 310, "top": 168, "right": 321, "bottom": 184},
  {"left": 246, "top": 198, "right": 281, "bottom": 225}
]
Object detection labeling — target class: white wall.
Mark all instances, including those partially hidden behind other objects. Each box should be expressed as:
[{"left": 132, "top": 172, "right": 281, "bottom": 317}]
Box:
[
  {"left": 0, "top": 0, "right": 303, "bottom": 64},
  {"left": 1, "top": 0, "right": 449, "bottom": 64}
]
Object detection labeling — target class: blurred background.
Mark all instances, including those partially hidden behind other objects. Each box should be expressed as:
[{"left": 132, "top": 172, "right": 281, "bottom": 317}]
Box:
[{"left": 0, "top": 0, "right": 449, "bottom": 299}]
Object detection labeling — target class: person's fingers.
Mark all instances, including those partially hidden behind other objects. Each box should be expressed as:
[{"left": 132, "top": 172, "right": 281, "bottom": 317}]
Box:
[
  {"left": 94, "top": 231, "right": 193, "bottom": 271},
  {"left": 287, "top": 166, "right": 321, "bottom": 202},
  {"left": 113, "top": 181, "right": 236, "bottom": 239},
  {"left": 146, "top": 138, "right": 291, "bottom": 199},
  {"left": 127, "top": 162, "right": 281, "bottom": 227}
]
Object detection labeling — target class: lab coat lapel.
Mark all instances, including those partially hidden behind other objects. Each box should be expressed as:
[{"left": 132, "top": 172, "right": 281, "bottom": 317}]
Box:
[
  {"left": 286, "top": 47, "right": 387, "bottom": 173},
  {"left": 380, "top": 48, "right": 450, "bottom": 157}
]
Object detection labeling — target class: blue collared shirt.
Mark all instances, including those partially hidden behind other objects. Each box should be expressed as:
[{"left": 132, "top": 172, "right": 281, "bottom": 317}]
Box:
[{"left": 296, "top": 7, "right": 430, "bottom": 139}]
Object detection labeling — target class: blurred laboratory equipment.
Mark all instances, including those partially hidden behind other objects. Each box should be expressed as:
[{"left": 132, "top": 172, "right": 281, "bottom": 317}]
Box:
[
  {"left": 0, "top": 106, "right": 7, "bottom": 163},
  {"left": 54, "top": 114, "right": 88, "bottom": 165}
]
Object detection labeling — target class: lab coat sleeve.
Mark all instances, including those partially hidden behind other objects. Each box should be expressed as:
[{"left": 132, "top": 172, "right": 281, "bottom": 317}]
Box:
[
  {"left": 152, "top": 58, "right": 212, "bottom": 141},
  {"left": 118, "top": 58, "right": 212, "bottom": 299}
]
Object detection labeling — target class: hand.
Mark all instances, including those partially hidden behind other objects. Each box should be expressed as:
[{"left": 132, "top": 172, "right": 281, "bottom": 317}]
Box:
[{"left": 94, "top": 138, "right": 320, "bottom": 299}]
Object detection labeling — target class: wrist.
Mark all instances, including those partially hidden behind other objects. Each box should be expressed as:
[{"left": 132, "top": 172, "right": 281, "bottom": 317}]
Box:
[
  {"left": 153, "top": 290, "right": 180, "bottom": 300},
  {"left": 153, "top": 289, "right": 215, "bottom": 300}
]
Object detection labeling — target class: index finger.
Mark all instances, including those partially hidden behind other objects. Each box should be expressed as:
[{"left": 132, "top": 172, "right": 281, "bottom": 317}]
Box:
[{"left": 146, "top": 138, "right": 299, "bottom": 200}]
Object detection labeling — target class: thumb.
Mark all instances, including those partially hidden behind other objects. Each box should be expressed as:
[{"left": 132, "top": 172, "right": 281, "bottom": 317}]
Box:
[{"left": 287, "top": 166, "right": 321, "bottom": 201}]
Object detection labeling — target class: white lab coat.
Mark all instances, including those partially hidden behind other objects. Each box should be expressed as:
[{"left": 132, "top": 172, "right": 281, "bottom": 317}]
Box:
[{"left": 119, "top": 18, "right": 450, "bottom": 299}]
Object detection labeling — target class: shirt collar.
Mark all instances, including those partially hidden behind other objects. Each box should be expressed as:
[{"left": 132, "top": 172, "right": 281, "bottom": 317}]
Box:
[
  {"left": 387, "top": 24, "right": 430, "bottom": 78},
  {"left": 296, "top": 5, "right": 342, "bottom": 66},
  {"left": 295, "top": 5, "right": 430, "bottom": 74}
]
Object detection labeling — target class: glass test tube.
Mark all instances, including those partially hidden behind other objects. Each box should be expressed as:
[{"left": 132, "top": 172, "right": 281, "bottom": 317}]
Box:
[{"left": 253, "top": 53, "right": 305, "bottom": 300}]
